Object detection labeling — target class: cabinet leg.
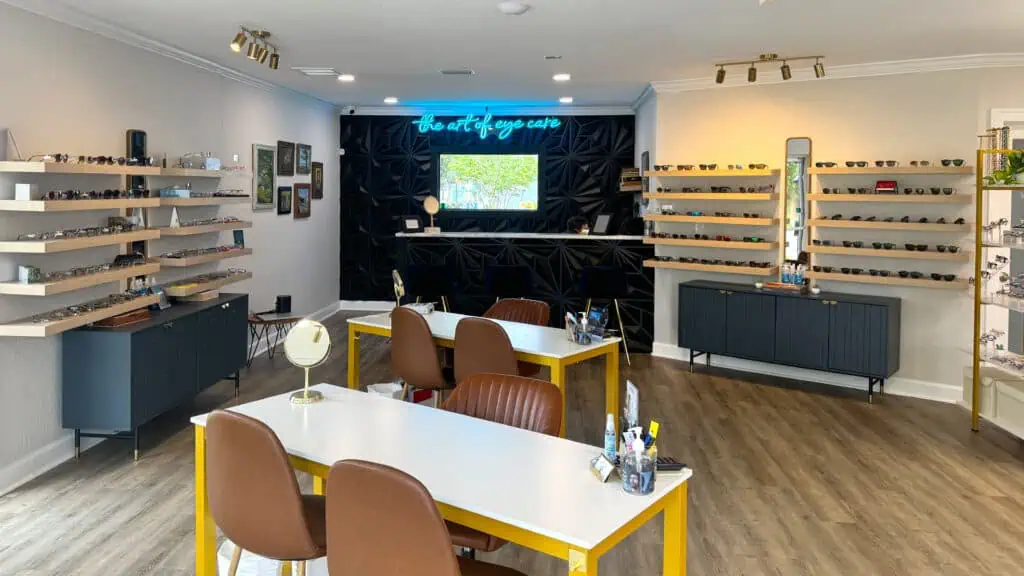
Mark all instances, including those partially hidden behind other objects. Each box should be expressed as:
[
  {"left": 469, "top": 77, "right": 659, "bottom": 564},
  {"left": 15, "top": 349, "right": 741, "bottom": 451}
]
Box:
[
  {"left": 880, "top": 379, "right": 885, "bottom": 397},
  {"left": 74, "top": 428, "right": 81, "bottom": 460},
  {"left": 706, "top": 352, "right": 711, "bottom": 368},
  {"left": 133, "top": 428, "right": 140, "bottom": 461},
  {"left": 688, "top": 350, "right": 694, "bottom": 373},
  {"left": 234, "top": 372, "right": 241, "bottom": 397}
]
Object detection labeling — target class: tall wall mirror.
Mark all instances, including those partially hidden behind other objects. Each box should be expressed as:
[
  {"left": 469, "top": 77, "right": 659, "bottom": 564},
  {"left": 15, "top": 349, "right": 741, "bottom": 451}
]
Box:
[{"left": 784, "top": 137, "right": 812, "bottom": 265}]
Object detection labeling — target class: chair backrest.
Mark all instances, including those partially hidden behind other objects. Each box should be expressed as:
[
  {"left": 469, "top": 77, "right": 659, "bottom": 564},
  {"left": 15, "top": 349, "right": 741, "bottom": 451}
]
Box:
[
  {"left": 483, "top": 298, "right": 550, "bottom": 327},
  {"left": 443, "top": 372, "right": 562, "bottom": 436},
  {"left": 206, "top": 410, "right": 321, "bottom": 560},
  {"left": 454, "top": 317, "right": 518, "bottom": 384},
  {"left": 391, "top": 306, "right": 446, "bottom": 390},
  {"left": 326, "top": 460, "right": 461, "bottom": 576}
]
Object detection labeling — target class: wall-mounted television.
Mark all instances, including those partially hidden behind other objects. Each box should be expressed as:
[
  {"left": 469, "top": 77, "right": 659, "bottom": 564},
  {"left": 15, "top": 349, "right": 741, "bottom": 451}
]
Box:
[{"left": 437, "top": 152, "right": 541, "bottom": 212}]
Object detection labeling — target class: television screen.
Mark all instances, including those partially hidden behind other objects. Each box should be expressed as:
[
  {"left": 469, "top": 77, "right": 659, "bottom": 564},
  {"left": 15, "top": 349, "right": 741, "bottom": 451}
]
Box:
[{"left": 439, "top": 153, "right": 539, "bottom": 211}]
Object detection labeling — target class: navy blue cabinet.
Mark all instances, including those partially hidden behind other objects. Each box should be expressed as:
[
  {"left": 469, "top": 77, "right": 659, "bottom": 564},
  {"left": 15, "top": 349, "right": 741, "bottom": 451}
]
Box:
[
  {"left": 63, "top": 293, "right": 247, "bottom": 458},
  {"left": 679, "top": 281, "right": 900, "bottom": 400}
]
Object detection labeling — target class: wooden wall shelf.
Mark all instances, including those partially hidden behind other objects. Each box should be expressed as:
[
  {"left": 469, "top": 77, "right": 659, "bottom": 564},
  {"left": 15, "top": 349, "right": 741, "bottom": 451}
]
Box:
[
  {"left": 0, "top": 294, "right": 160, "bottom": 337},
  {"left": 0, "top": 161, "right": 161, "bottom": 176},
  {"left": 157, "top": 221, "right": 253, "bottom": 236},
  {"left": 806, "top": 245, "right": 970, "bottom": 261},
  {"left": 644, "top": 214, "right": 777, "bottom": 226},
  {"left": 0, "top": 229, "right": 161, "bottom": 254},
  {"left": 809, "top": 220, "right": 971, "bottom": 232},
  {"left": 0, "top": 263, "right": 161, "bottom": 296},
  {"left": 159, "top": 196, "right": 250, "bottom": 207},
  {"left": 165, "top": 272, "right": 253, "bottom": 297},
  {"left": 642, "top": 193, "right": 777, "bottom": 201},
  {"left": 155, "top": 248, "right": 252, "bottom": 267},
  {"left": 806, "top": 271, "right": 968, "bottom": 290},
  {"left": 983, "top": 185, "right": 1024, "bottom": 191},
  {"left": 649, "top": 168, "right": 779, "bottom": 178},
  {"left": 809, "top": 166, "right": 973, "bottom": 176},
  {"left": 643, "top": 238, "right": 777, "bottom": 251},
  {"left": 643, "top": 260, "right": 777, "bottom": 276},
  {"left": 157, "top": 168, "right": 224, "bottom": 178},
  {"left": 807, "top": 194, "right": 972, "bottom": 204},
  {"left": 0, "top": 198, "right": 161, "bottom": 212}
]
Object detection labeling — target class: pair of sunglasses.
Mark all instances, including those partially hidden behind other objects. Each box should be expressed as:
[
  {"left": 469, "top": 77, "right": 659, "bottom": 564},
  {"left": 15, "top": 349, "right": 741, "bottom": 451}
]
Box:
[
  {"left": 941, "top": 159, "right": 965, "bottom": 167},
  {"left": 710, "top": 186, "right": 733, "bottom": 192},
  {"left": 871, "top": 242, "right": 896, "bottom": 250},
  {"left": 905, "top": 243, "right": 928, "bottom": 251},
  {"left": 842, "top": 240, "right": 864, "bottom": 248},
  {"left": 748, "top": 163, "right": 768, "bottom": 170},
  {"left": 699, "top": 163, "right": 718, "bottom": 170},
  {"left": 743, "top": 236, "right": 764, "bottom": 242},
  {"left": 898, "top": 271, "right": 925, "bottom": 279},
  {"left": 815, "top": 162, "right": 837, "bottom": 168},
  {"left": 936, "top": 245, "right": 961, "bottom": 253},
  {"left": 930, "top": 273, "right": 958, "bottom": 281},
  {"left": 840, "top": 267, "right": 864, "bottom": 275},
  {"left": 812, "top": 239, "right": 834, "bottom": 246},
  {"left": 845, "top": 161, "right": 868, "bottom": 168},
  {"left": 874, "top": 161, "right": 899, "bottom": 167},
  {"left": 868, "top": 270, "right": 893, "bottom": 277},
  {"left": 676, "top": 164, "right": 694, "bottom": 170},
  {"left": 909, "top": 160, "right": 931, "bottom": 167}
]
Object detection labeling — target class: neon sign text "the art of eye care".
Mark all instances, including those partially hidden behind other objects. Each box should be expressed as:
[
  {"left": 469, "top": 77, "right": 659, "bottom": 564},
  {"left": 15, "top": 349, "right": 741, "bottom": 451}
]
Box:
[{"left": 412, "top": 113, "right": 562, "bottom": 140}]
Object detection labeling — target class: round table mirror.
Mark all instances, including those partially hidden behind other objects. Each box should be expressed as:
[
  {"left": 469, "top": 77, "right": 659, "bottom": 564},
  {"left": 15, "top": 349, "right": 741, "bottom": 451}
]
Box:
[
  {"left": 423, "top": 195, "right": 440, "bottom": 231},
  {"left": 285, "top": 319, "right": 331, "bottom": 404}
]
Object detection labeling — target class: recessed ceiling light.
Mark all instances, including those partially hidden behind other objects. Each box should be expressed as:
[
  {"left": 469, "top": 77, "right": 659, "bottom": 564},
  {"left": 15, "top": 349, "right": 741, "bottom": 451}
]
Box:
[
  {"left": 559, "top": 96, "right": 574, "bottom": 104},
  {"left": 337, "top": 74, "right": 355, "bottom": 82},
  {"left": 553, "top": 73, "right": 571, "bottom": 82},
  {"left": 291, "top": 66, "right": 339, "bottom": 76},
  {"left": 498, "top": 1, "right": 532, "bottom": 15},
  {"left": 544, "top": 55, "right": 562, "bottom": 60},
  {"left": 384, "top": 97, "right": 400, "bottom": 105}
]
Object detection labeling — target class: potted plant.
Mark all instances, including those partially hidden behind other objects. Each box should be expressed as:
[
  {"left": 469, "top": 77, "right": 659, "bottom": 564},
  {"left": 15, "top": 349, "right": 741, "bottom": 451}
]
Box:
[{"left": 986, "top": 151, "right": 1024, "bottom": 185}]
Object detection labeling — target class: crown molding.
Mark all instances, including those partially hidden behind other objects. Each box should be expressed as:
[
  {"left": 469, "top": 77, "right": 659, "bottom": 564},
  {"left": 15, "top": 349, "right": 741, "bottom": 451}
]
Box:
[
  {"left": 1, "top": 0, "right": 279, "bottom": 92},
  {"left": 631, "top": 84, "right": 656, "bottom": 111},
  {"left": 349, "top": 105, "right": 634, "bottom": 116},
  {"left": 651, "top": 53, "right": 1024, "bottom": 94}
]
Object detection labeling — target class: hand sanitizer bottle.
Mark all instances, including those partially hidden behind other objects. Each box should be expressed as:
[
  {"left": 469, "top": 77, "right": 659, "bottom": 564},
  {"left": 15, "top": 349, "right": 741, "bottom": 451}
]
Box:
[{"left": 604, "top": 413, "right": 617, "bottom": 460}]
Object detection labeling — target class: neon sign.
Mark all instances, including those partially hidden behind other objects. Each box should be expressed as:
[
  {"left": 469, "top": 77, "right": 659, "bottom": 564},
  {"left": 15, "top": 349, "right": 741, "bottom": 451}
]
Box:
[{"left": 412, "top": 113, "right": 561, "bottom": 140}]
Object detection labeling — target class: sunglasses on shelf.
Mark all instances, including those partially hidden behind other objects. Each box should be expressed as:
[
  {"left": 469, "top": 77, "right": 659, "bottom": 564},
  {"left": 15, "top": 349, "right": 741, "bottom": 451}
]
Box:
[
  {"left": 842, "top": 240, "right": 864, "bottom": 248},
  {"left": 936, "top": 245, "right": 960, "bottom": 253},
  {"left": 727, "top": 164, "right": 744, "bottom": 170},
  {"left": 743, "top": 236, "right": 764, "bottom": 242},
  {"left": 710, "top": 186, "right": 733, "bottom": 192},
  {"left": 815, "top": 162, "right": 837, "bottom": 168},
  {"left": 845, "top": 161, "right": 868, "bottom": 168},
  {"left": 676, "top": 164, "right": 694, "bottom": 171},
  {"left": 699, "top": 164, "right": 718, "bottom": 170},
  {"left": 909, "top": 160, "right": 931, "bottom": 167},
  {"left": 904, "top": 243, "right": 928, "bottom": 251},
  {"left": 873, "top": 161, "right": 899, "bottom": 167},
  {"left": 941, "top": 159, "right": 965, "bottom": 167},
  {"left": 748, "top": 163, "right": 768, "bottom": 170}
]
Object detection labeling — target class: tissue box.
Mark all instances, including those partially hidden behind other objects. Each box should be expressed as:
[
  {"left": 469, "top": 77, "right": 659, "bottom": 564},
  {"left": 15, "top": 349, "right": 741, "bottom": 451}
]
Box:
[{"left": 15, "top": 183, "right": 37, "bottom": 201}]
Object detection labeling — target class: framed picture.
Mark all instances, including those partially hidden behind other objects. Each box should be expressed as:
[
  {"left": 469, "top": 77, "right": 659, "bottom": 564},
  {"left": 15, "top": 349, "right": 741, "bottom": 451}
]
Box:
[
  {"left": 277, "top": 186, "right": 292, "bottom": 215},
  {"left": 311, "top": 161, "right": 324, "bottom": 199},
  {"left": 296, "top": 144, "right": 312, "bottom": 175},
  {"left": 294, "top": 183, "right": 311, "bottom": 219},
  {"left": 277, "top": 141, "right": 295, "bottom": 176},
  {"left": 252, "top": 144, "right": 276, "bottom": 211}
]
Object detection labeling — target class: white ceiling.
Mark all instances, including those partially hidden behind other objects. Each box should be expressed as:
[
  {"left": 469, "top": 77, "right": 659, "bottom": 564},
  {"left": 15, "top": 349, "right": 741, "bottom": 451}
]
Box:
[{"left": 12, "top": 0, "right": 1024, "bottom": 107}]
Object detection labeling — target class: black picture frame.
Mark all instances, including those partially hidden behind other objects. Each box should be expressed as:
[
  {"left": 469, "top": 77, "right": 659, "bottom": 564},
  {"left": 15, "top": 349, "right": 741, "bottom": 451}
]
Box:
[
  {"left": 277, "top": 185, "right": 292, "bottom": 215},
  {"left": 311, "top": 161, "right": 323, "bottom": 199},
  {"left": 592, "top": 213, "right": 613, "bottom": 235},
  {"left": 294, "top": 183, "right": 311, "bottom": 219},
  {"left": 296, "top": 144, "right": 312, "bottom": 175},
  {"left": 277, "top": 141, "right": 295, "bottom": 176}
]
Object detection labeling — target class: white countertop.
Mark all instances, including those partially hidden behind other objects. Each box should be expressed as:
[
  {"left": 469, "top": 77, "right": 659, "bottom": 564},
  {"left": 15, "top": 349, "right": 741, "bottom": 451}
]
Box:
[
  {"left": 349, "top": 311, "right": 620, "bottom": 360},
  {"left": 191, "top": 384, "right": 690, "bottom": 549},
  {"left": 396, "top": 232, "right": 644, "bottom": 241}
]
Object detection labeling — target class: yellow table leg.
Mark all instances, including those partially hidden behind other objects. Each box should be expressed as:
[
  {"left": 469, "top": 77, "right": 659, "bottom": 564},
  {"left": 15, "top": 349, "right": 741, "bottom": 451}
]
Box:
[
  {"left": 313, "top": 474, "right": 325, "bottom": 495},
  {"left": 569, "top": 546, "right": 596, "bottom": 575},
  {"left": 663, "top": 482, "right": 688, "bottom": 576},
  {"left": 551, "top": 360, "right": 567, "bottom": 437},
  {"left": 347, "top": 325, "right": 360, "bottom": 390},
  {"left": 605, "top": 345, "right": 620, "bottom": 438},
  {"left": 194, "top": 425, "right": 217, "bottom": 576}
]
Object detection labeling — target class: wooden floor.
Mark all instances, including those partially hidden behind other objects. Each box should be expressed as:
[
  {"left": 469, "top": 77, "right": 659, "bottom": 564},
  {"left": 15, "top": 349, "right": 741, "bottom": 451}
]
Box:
[{"left": 2, "top": 313, "right": 1024, "bottom": 576}]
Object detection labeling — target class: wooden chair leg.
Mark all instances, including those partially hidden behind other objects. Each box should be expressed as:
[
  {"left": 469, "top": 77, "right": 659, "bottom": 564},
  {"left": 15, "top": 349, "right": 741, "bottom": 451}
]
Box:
[
  {"left": 585, "top": 298, "right": 592, "bottom": 315},
  {"left": 614, "top": 299, "right": 632, "bottom": 367},
  {"left": 228, "top": 545, "right": 242, "bottom": 576},
  {"left": 400, "top": 381, "right": 408, "bottom": 402}
]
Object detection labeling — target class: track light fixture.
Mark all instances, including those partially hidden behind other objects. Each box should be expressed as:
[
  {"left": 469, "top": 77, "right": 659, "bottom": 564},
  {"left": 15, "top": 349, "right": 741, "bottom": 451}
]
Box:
[
  {"left": 713, "top": 53, "right": 824, "bottom": 85},
  {"left": 230, "top": 27, "right": 281, "bottom": 71}
]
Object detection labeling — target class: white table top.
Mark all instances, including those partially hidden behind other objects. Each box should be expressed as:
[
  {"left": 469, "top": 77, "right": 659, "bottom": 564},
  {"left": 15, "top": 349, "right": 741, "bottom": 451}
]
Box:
[
  {"left": 191, "top": 384, "right": 690, "bottom": 549},
  {"left": 348, "top": 311, "right": 620, "bottom": 360},
  {"left": 396, "top": 232, "right": 644, "bottom": 241}
]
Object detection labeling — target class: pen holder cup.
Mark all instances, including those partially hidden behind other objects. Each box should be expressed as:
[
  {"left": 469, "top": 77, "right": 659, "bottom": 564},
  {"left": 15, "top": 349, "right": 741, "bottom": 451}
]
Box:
[{"left": 621, "top": 447, "right": 656, "bottom": 495}]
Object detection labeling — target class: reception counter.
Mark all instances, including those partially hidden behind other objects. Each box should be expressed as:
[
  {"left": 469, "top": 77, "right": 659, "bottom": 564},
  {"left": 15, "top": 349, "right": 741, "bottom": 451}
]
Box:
[{"left": 396, "top": 231, "right": 653, "bottom": 350}]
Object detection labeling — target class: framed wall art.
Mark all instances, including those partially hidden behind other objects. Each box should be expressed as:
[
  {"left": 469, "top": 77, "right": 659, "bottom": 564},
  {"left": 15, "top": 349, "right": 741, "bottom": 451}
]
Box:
[
  {"left": 296, "top": 143, "right": 312, "bottom": 175},
  {"left": 311, "top": 161, "right": 324, "bottom": 199},
  {"left": 277, "top": 185, "right": 292, "bottom": 215},
  {"left": 294, "top": 183, "right": 311, "bottom": 219},
  {"left": 252, "top": 143, "right": 276, "bottom": 211},
  {"left": 277, "top": 140, "right": 295, "bottom": 176}
]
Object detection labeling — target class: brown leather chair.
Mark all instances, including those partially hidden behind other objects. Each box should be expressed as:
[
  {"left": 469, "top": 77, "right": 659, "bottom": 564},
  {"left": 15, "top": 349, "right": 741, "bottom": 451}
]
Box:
[
  {"left": 326, "top": 459, "right": 527, "bottom": 576},
  {"left": 483, "top": 299, "right": 550, "bottom": 378},
  {"left": 206, "top": 410, "right": 326, "bottom": 576},
  {"left": 454, "top": 317, "right": 518, "bottom": 385},
  {"left": 442, "top": 373, "right": 562, "bottom": 556},
  {"left": 392, "top": 306, "right": 452, "bottom": 401}
]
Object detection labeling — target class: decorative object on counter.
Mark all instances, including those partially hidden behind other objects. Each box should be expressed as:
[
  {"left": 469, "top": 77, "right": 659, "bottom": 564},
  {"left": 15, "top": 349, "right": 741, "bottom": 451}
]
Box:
[
  {"left": 295, "top": 143, "right": 312, "bottom": 175},
  {"left": 277, "top": 185, "right": 292, "bottom": 215},
  {"left": 150, "top": 285, "right": 171, "bottom": 310},
  {"left": 311, "top": 161, "right": 324, "bottom": 199},
  {"left": 423, "top": 195, "right": 441, "bottom": 234},
  {"left": 277, "top": 140, "right": 295, "bottom": 176},
  {"left": 252, "top": 143, "right": 277, "bottom": 210},
  {"left": 293, "top": 183, "right": 311, "bottom": 219},
  {"left": 285, "top": 319, "right": 331, "bottom": 405},
  {"left": 392, "top": 269, "right": 405, "bottom": 309},
  {"left": 169, "top": 207, "right": 181, "bottom": 228}
]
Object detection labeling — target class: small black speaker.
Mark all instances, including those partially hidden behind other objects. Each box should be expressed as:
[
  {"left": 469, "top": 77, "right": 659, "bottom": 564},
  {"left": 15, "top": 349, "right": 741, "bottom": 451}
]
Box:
[{"left": 275, "top": 295, "right": 292, "bottom": 314}]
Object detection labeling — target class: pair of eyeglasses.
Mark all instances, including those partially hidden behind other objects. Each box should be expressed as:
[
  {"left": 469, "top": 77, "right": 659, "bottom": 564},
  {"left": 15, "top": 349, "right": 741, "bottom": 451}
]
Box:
[
  {"left": 699, "top": 164, "right": 718, "bottom": 170},
  {"left": 929, "top": 273, "right": 958, "bottom": 281},
  {"left": 748, "top": 163, "right": 768, "bottom": 170},
  {"left": 909, "top": 160, "right": 931, "bottom": 167},
  {"left": 871, "top": 242, "right": 896, "bottom": 250},
  {"left": 845, "top": 161, "right": 868, "bottom": 168},
  {"left": 897, "top": 270, "right": 925, "bottom": 279},
  {"left": 941, "top": 159, "right": 965, "bottom": 167},
  {"left": 840, "top": 267, "right": 864, "bottom": 275},
  {"left": 822, "top": 188, "right": 838, "bottom": 194},
  {"left": 874, "top": 161, "right": 899, "bottom": 167},
  {"left": 715, "top": 235, "right": 732, "bottom": 241},
  {"left": 748, "top": 261, "right": 772, "bottom": 268},
  {"left": 652, "top": 165, "right": 671, "bottom": 171},
  {"left": 936, "top": 245, "right": 961, "bottom": 253},
  {"left": 713, "top": 211, "right": 734, "bottom": 217},
  {"left": 848, "top": 187, "right": 871, "bottom": 194},
  {"left": 842, "top": 240, "right": 864, "bottom": 248},
  {"left": 710, "top": 186, "right": 733, "bottom": 192},
  {"left": 868, "top": 270, "right": 893, "bottom": 277},
  {"left": 902, "top": 188, "right": 925, "bottom": 195},
  {"left": 815, "top": 162, "right": 837, "bottom": 168},
  {"left": 660, "top": 209, "right": 678, "bottom": 215},
  {"left": 905, "top": 243, "right": 928, "bottom": 251},
  {"left": 727, "top": 164, "right": 744, "bottom": 170},
  {"left": 743, "top": 236, "right": 763, "bottom": 242},
  {"left": 743, "top": 213, "right": 761, "bottom": 218},
  {"left": 812, "top": 239, "right": 834, "bottom": 246},
  {"left": 686, "top": 211, "right": 704, "bottom": 216}
]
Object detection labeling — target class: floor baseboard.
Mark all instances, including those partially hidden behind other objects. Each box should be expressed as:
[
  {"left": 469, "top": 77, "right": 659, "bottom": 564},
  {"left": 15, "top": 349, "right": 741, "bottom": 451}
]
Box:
[{"left": 651, "top": 342, "right": 960, "bottom": 404}]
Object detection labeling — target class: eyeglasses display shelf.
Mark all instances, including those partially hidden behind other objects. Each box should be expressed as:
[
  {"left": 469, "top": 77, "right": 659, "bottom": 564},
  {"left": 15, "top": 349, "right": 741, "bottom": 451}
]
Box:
[
  {"left": 644, "top": 214, "right": 777, "bottom": 226},
  {"left": 806, "top": 271, "right": 968, "bottom": 290},
  {"left": 0, "top": 263, "right": 161, "bottom": 296},
  {"left": 648, "top": 168, "right": 780, "bottom": 178},
  {"left": 643, "top": 260, "right": 778, "bottom": 276},
  {"left": 0, "top": 293, "right": 160, "bottom": 337},
  {"left": 642, "top": 192, "right": 778, "bottom": 202},
  {"left": 643, "top": 237, "right": 778, "bottom": 251},
  {"left": 809, "top": 166, "right": 974, "bottom": 176},
  {"left": 155, "top": 248, "right": 252, "bottom": 268},
  {"left": 163, "top": 271, "right": 253, "bottom": 297},
  {"left": 157, "top": 221, "right": 253, "bottom": 236},
  {"left": 806, "top": 245, "right": 970, "bottom": 262},
  {"left": 0, "top": 161, "right": 229, "bottom": 179},
  {"left": 158, "top": 196, "right": 250, "bottom": 207},
  {"left": 807, "top": 193, "right": 972, "bottom": 204},
  {"left": 809, "top": 220, "right": 971, "bottom": 232},
  {"left": 0, "top": 198, "right": 162, "bottom": 212},
  {"left": 0, "top": 229, "right": 161, "bottom": 254}
]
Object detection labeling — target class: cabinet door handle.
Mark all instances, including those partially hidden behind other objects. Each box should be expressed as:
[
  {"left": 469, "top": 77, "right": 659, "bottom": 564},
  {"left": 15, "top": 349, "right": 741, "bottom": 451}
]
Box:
[
  {"left": 719, "top": 290, "right": 727, "bottom": 295},
  {"left": 222, "top": 303, "right": 230, "bottom": 309},
  {"left": 823, "top": 300, "right": 830, "bottom": 305},
  {"left": 831, "top": 301, "right": 838, "bottom": 306},
  {"left": 163, "top": 321, "right": 174, "bottom": 329}
]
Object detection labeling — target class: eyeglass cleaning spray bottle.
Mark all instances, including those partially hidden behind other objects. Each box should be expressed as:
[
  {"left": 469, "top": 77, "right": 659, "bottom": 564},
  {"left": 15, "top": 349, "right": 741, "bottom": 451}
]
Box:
[{"left": 604, "top": 413, "right": 617, "bottom": 460}]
